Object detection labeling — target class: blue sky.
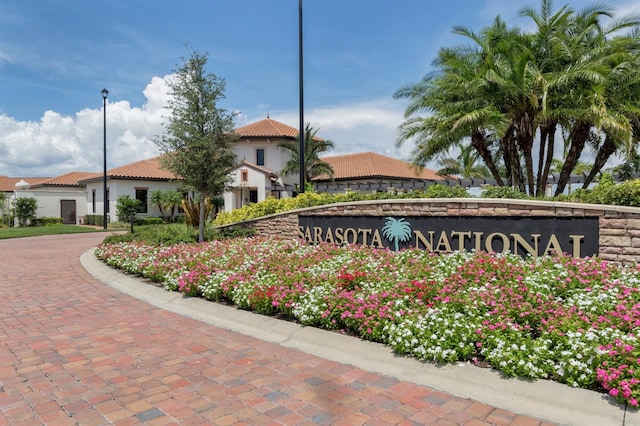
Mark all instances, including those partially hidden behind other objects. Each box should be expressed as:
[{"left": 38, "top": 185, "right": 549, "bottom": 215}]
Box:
[{"left": 1, "top": 0, "right": 638, "bottom": 177}]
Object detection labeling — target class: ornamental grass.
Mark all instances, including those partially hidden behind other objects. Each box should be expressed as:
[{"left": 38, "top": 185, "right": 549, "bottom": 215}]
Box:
[{"left": 95, "top": 236, "right": 640, "bottom": 406}]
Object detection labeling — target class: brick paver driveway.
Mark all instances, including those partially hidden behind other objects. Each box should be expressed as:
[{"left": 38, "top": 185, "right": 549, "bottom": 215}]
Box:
[{"left": 0, "top": 233, "right": 553, "bottom": 425}]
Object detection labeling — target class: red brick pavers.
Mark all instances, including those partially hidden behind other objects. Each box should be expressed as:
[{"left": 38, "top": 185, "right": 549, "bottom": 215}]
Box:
[{"left": 0, "top": 234, "right": 555, "bottom": 425}]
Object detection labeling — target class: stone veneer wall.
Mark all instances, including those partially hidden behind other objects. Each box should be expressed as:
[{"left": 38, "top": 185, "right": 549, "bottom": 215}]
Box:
[{"left": 219, "top": 199, "right": 640, "bottom": 265}]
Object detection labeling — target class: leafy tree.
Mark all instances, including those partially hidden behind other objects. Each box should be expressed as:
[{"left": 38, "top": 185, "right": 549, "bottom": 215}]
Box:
[
  {"left": 15, "top": 197, "right": 37, "bottom": 227},
  {"left": 156, "top": 50, "right": 238, "bottom": 242},
  {"left": 278, "top": 123, "right": 335, "bottom": 186},
  {"left": 394, "top": 0, "right": 640, "bottom": 197},
  {"left": 116, "top": 195, "right": 142, "bottom": 233}
]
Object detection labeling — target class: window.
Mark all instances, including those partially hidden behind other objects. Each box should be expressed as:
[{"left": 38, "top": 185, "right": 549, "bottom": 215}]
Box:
[
  {"left": 249, "top": 190, "right": 258, "bottom": 204},
  {"left": 92, "top": 189, "right": 96, "bottom": 213},
  {"left": 135, "top": 188, "right": 148, "bottom": 213},
  {"left": 241, "top": 170, "right": 248, "bottom": 183},
  {"left": 256, "top": 148, "right": 265, "bottom": 166},
  {"left": 106, "top": 188, "right": 110, "bottom": 213}
]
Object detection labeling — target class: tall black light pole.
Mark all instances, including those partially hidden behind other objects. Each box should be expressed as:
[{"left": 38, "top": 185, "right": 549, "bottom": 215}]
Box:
[
  {"left": 298, "top": 0, "right": 305, "bottom": 193},
  {"left": 101, "top": 88, "right": 108, "bottom": 230}
]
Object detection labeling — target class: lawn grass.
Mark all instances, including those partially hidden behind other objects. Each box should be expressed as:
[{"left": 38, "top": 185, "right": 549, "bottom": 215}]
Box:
[{"left": 0, "top": 225, "right": 106, "bottom": 240}]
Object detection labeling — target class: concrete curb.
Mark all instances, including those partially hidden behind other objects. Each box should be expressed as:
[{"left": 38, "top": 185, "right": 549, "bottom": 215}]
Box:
[{"left": 81, "top": 249, "right": 639, "bottom": 426}]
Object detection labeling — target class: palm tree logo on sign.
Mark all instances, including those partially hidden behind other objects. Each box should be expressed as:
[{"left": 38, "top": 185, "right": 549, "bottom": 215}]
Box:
[{"left": 381, "top": 217, "right": 412, "bottom": 252}]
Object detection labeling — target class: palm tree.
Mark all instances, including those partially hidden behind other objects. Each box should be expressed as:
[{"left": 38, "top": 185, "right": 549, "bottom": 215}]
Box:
[
  {"left": 278, "top": 123, "right": 335, "bottom": 185},
  {"left": 543, "top": 3, "right": 640, "bottom": 195},
  {"left": 394, "top": 0, "right": 640, "bottom": 197},
  {"left": 149, "top": 189, "right": 183, "bottom": 223},
  {"left": 436, "top": 141, "right": 492, "bottom": 179},
  {"left": 609, "top": 150, "right": 640, "bottom": 181},
  {"left": 382, "top": 217, "right": 412, "bottom": 252}
]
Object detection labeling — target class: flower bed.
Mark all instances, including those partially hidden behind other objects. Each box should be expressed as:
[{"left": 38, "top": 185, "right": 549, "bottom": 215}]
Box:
[{"left": 95, "top": 237, "right": 640, "bottom": 406}]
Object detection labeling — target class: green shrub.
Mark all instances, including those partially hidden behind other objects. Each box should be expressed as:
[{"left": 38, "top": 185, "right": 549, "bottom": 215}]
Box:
[
  {"left": 213, "top": 186, "right": 475, "bottom": 226},
  {"left": 101, "top": 222, "right": 256, "bottom": 246},
  {"left": 32, "top": 217, "right": 63, "bottom": 226},
  {"left": 135, "top": 217, "right": 165, "bottom": 226},
  {"left": 580, "top": 175, "right": 640, "bottom": 207},
  {"left": 552, "top": 174, "right": 640, "bottom": 207},
  {"left": 209, "top": 225, "right": 256, "bottom": 240},
  {"left": 481, "top": 185, "right": 531, "bottom": 199},
  {"left": 15, "top": 197, "right": 38, "bottom": 226},
  {"left": 102, "top": 233, "right": 137, "bottom": 244},
  {"left": 84, "top": 214, "right": 107, "bottom": 226},
  {"left": 423, "top": 184, "right": 470, "bottom": 198},
  {"left": 116, "top": 195, "right": 142, "bottom": 222}
]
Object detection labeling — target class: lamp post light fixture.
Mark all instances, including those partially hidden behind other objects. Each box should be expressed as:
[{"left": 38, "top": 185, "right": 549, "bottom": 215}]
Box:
[{"left": 101, "top": 88, "right": 108, "bottom": 230}]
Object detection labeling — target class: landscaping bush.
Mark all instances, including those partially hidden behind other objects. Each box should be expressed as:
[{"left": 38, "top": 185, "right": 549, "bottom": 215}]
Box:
[
  {"left": 135, "top": 217, "right": 165, "bottom": 226},
  {"left": 15, "top": 197, "right": 38, "bottom": 226},
  {"left": 423, "top": 184, "right": 470, "bottom": 198},
  {"left": 101, "top": 222, "right": 256, "bottom": 246},
  {"left": 481, "top": 185, "right": 532, "bottom": 199},
  {"left": 212, "top": 187, "right": 472, "bottom": 226},
  {"left": 116, "top": 195, "right": 142, "bottom": 223},
  {"left": 32, "top": 217, "right": 63, "bottom": 226},
  {"left": 84, "top": 214, "right": 107, "bottom": 226}
]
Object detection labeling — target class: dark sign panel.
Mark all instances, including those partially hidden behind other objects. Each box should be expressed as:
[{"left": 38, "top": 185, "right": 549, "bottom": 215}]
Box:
[{"left": 298, "top": 215, "right": 599, "bottom": 258}]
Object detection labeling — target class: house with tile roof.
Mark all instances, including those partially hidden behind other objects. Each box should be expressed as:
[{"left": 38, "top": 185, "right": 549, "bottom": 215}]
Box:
[
  {"left": 1, "top": 174, "right": 90, "bottom": 225},
  {"left": 0, "top": 176, "right": 48, "bottom": 224},
  {"left": 76, "top": 157, "right": 180, "bottom": 224},
  {"left": 2, "top": 118, "right": 446, "bottom": 225},
  {"left": 226, "top": 117, "right": 312, "bottom": 210},
  {"left": 313, "top": 152, "right": 447, "bottom": 193}
]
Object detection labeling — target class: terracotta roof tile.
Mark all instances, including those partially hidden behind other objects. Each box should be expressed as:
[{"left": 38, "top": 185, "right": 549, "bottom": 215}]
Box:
[
  {"left": 315, "top": 152, "right": 444, "bottom": 181},
  {"left": 77, "top": 156, "right": 178, "bottom": 183},
  {"left": 109, "top": 156, "right": 176, "bottom": 180},
  {"left": 239, "top": 160, "right": 277, "bottom": 177},
  {"left": 32, "top": 172, "right": 97, "bottom": 188},
  {"left": 235, "top": 118, "right": 322, "bottom": 141},
  {"left": 0, "top": 176, "right": 50, "bottom": 192}
]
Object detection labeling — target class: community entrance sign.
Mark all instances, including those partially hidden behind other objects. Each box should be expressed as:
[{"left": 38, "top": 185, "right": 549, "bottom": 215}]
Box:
[{"left": 298, "top": 215, "right": 599, "bottom": 258}]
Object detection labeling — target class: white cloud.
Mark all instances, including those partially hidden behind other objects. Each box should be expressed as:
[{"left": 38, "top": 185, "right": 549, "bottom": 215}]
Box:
[
  {"left": 0, "top": 77, "right": 169, "bottom": 177},
  {"left": 0, "top": 75, "right": 420, "bottom": 178},
  {"left": 270, "top": 98, "right": 416, "bottom": 161}
]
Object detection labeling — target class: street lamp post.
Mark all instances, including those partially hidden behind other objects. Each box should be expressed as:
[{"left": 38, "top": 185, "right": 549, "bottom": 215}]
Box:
[
  {"left": 298, "top": 0, "right": 305, "bottom": 194},
  {"left": 101, "top": 88, "right": 108, "bottom": 230}
]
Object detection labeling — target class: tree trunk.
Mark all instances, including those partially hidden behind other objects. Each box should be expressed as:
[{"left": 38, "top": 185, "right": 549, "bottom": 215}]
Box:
[
  {"left": 198, "top": 195, "right": 205, "bottom": 243},
  {"left": 502, "top": 126, "right": 525, "bottom": 191},
  {"left": 471, "top": 130, "right": 504, "bottom": 185},
  {"left": 536, "top": 121, "right": 556, "bottom": 197},
  {"left": 583, "top": 134, "right": 617, "bottom": 189},
  {"left": 500, "top": 137, "right": 513, "bottom": 187},
  {"left": 554, "top": 121, "right": 590, "bottom": 196},
  {"left": 516, "top": 114, "right": 536, "bottom": 195}
]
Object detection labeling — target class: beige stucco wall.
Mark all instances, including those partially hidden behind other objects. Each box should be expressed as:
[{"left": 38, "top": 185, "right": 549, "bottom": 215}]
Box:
[{"left": 217, "top": 198, "right": 640, "bottom": 265}]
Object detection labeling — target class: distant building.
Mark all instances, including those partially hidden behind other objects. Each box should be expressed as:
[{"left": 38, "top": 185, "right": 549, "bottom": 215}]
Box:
[{"left": 1, "top": 118, "right": 443, "bottom": 224}]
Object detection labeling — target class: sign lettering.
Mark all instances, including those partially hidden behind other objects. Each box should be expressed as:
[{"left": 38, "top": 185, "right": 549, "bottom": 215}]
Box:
[{"left": 297, "top": 216, "right": 599, "bottom": 258}]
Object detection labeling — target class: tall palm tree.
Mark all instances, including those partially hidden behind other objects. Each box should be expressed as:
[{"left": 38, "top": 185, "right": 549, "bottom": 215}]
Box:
[
  {"left": 395, "top": 0, "right": 640, "bottom": 197},
  {"left": 278, "top": 123, "right": 335, "bottom": 183}
]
